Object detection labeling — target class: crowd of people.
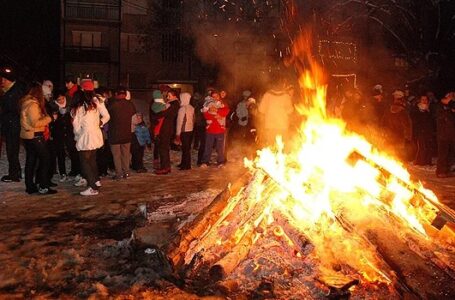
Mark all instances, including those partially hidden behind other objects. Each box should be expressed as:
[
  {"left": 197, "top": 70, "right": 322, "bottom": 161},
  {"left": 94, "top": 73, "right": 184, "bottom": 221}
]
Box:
[
  {"left": 0, "top": 68, "right": 263, "bottom": 196},
  {"left": 1, "top": 66, "right": 455, "bottom": 197},
  {"left": 333, "top": 84, "right": 455, "bottom": 178}
]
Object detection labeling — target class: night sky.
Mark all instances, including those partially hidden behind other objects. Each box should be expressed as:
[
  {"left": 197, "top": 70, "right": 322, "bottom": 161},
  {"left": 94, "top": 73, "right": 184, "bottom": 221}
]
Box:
[{"left": 0, "top": 0, "right": 60, "bottom": 84}]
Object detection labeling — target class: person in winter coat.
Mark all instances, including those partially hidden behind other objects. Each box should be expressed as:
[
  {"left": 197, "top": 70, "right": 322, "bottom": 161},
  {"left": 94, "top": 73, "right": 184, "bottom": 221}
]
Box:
[
  {"left": 71, "top": 80, "right": 110, "bottom": 196},
  {"left": 154, "top": 89, "right": 180, "bottom": 174},
  {"left": 435, "top": 92, "right": 455, "bottom": 177},
  {"left": 410, "top": 95, "right": 435, "bottom": 166},
  {"left": 131, "top": 113, "right": 150, "bottom": 173},
  {"left": 51, "top": 89, "right": 80, "bottom": 182},
  {"left": 258, "top": 76, "right": 294, "bottom": 146},
  {"left": 382, "top": 90, "right": 413, "bottom": 161},
  {"left": 149, "top": 90, "right": 166, "bottom": 169},
  {"left": 94, "top": 87, "right": 114, "bottom": 177},
  {"left": 65, "top": 75, "right": 81, "bottom": 107},
  {"left": 107, "top": 86, "right": 136, "bottom": 179},
  {"left": 234, "top": 90, "right": 252, "bottom": 139},
  {"left": 175, "top": 92, "right": 194, "bottom": 170},
  {"left": 0, "top": 67, "right": 26, "bottom": 182},
  {"left": 200, "top": 90, "right": 230, "bottom": 167},
  {"left": 19, "top": 83, "right": 56, "bottom": 194}
]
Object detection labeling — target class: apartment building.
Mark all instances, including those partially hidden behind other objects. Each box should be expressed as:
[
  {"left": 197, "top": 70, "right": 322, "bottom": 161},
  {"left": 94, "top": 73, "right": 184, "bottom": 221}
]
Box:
[{"left": 61, "top": 0, "right": 121, "bottom": 87}]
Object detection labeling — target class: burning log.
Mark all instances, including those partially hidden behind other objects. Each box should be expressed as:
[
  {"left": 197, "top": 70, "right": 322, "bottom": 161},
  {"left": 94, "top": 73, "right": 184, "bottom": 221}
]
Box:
[
  {"left": 167, "top": 172, "right": 253, "bottom": 269},
  {"left": 350, "top": 149, "right": 455, "bottom": 230}
]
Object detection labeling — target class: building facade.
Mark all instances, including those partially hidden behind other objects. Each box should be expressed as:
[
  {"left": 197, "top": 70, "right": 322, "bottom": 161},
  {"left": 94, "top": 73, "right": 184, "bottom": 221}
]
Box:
[{"left": 61, "top": 0, "right": 121, "bottom": 87}]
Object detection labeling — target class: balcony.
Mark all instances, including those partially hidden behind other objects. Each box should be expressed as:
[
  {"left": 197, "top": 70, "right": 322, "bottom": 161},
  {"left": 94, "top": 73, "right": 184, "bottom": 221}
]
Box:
[
  {"left": 65, "top": 2, "right": 120, "bottom": 21},
  {"left": 64, "top": 47, "right": 110, "bottom": 63}
]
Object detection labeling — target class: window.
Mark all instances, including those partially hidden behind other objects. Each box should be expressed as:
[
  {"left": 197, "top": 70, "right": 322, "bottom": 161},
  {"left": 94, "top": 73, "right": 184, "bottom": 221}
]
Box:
[
  {"left": 72, "top": 31, "right": 102, "bottom": 48},
  {"left": 121, "top": 33, "right": 146, "bottom": 53}
]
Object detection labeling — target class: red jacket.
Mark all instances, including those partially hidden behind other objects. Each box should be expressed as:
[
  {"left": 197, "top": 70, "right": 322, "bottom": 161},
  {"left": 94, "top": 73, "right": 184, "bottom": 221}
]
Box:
[{"left": 203, "top": 105, "right": 230, "bottom": 134}]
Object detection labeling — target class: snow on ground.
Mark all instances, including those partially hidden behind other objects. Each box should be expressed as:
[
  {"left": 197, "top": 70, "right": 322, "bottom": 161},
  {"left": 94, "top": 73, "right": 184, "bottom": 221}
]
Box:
[{"left": 0, "top": 141, "right": 454, "bottom": 298}]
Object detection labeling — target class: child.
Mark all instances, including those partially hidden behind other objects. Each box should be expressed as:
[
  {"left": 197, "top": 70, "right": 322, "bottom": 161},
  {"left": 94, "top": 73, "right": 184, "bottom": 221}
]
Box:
[{"left": 131, "top": 113, "right": 151, "bottom": 172}]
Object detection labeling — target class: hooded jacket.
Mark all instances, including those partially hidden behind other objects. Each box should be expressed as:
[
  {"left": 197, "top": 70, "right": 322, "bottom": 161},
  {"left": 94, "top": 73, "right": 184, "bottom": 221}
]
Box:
[
  {"left": 258, "top": 89, "right": 293, "bottom": 130},
  {"left": 176, "top": 92, "right": 195, "bottom": 135},
  {"left": 20, "top": 95, "right": 52, "bottom": 139}
]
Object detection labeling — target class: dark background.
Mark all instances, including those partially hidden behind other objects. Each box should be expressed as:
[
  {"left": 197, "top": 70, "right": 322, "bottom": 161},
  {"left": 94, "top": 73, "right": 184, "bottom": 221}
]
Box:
[{"left": 0, "top": 0, "right": 61, "bottom": 84}]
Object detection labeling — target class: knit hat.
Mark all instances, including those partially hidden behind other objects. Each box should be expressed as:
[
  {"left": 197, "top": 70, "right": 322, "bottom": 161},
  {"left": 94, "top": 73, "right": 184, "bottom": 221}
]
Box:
[
  {"left": 242, "top": 90, "right": 252, "bottom": 98},
  {"left": 0, "top": 67, "right": 16, "bottom": 81},
  {"left": 81, "top": 79, "right": 94, "bottom": 91},
  {"left": 43, "top": 80, "right": 53, "bottom": 90},
  {"left": 152, "top": 90, "right": 162, "bottom": 100}
]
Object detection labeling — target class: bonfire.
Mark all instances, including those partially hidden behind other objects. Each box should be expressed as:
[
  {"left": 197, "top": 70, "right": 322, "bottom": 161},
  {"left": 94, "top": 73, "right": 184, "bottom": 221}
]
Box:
[{"left": 162, "top": 33, "right": 455, "bottom": 299}]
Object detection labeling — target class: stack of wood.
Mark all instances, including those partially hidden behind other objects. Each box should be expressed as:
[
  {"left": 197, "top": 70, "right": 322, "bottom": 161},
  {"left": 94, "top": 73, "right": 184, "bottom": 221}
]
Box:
[{"left": 164, "top": 169, "right": 455, "bottom": 298}]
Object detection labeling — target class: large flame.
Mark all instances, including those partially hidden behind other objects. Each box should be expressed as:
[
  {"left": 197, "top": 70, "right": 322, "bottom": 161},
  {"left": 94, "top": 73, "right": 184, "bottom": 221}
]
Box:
[{"left": 243, "top": 32, "right": 441, "bottom": 283}]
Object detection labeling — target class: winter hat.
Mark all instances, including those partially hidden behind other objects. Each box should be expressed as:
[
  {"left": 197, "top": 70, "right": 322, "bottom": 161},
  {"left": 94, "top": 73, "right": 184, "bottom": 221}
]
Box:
[
  {"left": 81, "top": 79, "right": 94, "bottom": 91},
  {"left": 242, "top": 90, "right": 252, "bottom": 98},
  {"left": 0, "top": 67, "right": 16, "bottom": 81},
  {"left": 152, "top": 90, "right": 162, "bottom": 100},
  {"left": 392, "top": 89, "right": 405, "bottom": 98},
  {"left": 43, "top": 80, "right": 53, "bottom": 91},
  {"left": 42, "top": 80, "right": 53, "bottom": 98}
]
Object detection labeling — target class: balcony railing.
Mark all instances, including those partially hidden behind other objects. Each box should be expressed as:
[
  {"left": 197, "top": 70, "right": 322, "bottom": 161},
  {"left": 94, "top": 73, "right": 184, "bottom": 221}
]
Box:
[
  {"left": 65, "top": 3, "right": 120, "bottom": 21},
  {"left": 64, "top": 47, "right": 110, "bottom": 63}
]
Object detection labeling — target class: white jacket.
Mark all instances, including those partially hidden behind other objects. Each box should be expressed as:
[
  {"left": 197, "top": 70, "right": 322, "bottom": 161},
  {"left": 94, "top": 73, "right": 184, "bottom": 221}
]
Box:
[
  {"left": 176, "top": 92, "right": 195, "bottom": 135},
  {"left": 73, "top": 98, "right": 110, "bottom": 151}
]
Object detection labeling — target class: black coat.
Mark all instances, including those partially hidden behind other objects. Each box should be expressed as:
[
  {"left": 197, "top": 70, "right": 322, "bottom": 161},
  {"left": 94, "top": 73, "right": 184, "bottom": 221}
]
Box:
[
  {"left": 107, "top": 97, "right": 136, "bottom": 144},
  {"left": 410, "top": 107, "right": 434, "bottom": 140},
  {"left": 436, "top": 103, "right": 455, "bottom": 141},
  {"left": 156, "top": 99, "right": 179, "bottom": 139},
  {"left": 49, "top": 100, "right": 74, "bottom": 139},
  {"left": 0, "top": 81, "right": 26, "bottom": 134}
]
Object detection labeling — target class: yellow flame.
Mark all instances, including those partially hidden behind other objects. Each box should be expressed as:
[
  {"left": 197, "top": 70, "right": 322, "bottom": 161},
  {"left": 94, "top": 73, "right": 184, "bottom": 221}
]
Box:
[{"left": 241, "top": 30, "right": 441, "bottom": 283}]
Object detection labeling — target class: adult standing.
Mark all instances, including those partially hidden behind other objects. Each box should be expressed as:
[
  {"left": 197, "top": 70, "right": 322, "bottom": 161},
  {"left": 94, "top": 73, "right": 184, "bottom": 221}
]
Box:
[
  {"left": 71, "top": 80, "right": 110, "bottom": 195},
  {"left": 19, "top": 83, "right": 56, "bottom": 194},
  {"left": 0, "top": 67, "right": 26, "bottom": 182},
  {"left": 382, "top": 90, "right": 413, "bottom": 161},
  {"left": 200, "top": 90, "right": 230, "bottom": 167},
  {"left": 175, "top": 92, "right": 194, "bottom": 170},
  {"left": 107, "top": 86, "right": 136, "bottom": 180},
  {"left": 155, "top": 89, "right": 180, "bottom": 175},
  {"left": 435, "top": 92, "right": 455, "bottom": 177},
  {"left": 65, "top": 75, "right": 81, "bottom": 107},
  {"left": 410, "top": 95, "right": 434, "bottom": 166},
  {"left": 52, "top": 89, "right": 80, "bottom": 181},
  {"left": 258, "top": 76, "right": 294, "bottom": 147}
]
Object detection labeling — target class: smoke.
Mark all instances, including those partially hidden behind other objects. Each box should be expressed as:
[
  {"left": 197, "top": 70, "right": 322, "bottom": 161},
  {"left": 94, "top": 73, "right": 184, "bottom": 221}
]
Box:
[{"left": 187, "top": 16, "right": 282, "bottom": 93}]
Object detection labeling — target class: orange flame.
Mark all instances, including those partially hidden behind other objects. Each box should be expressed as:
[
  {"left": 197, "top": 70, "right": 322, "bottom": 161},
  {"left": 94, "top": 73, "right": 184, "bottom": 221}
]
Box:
[{"left": 241, "top": 29, "right": 441, "bottom": 283}]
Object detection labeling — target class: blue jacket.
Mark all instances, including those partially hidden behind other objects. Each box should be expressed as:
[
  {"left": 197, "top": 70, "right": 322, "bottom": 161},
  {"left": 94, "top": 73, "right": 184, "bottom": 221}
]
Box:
[{"left": 135, "top": 124, "right": 152, "bottom": 146}]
